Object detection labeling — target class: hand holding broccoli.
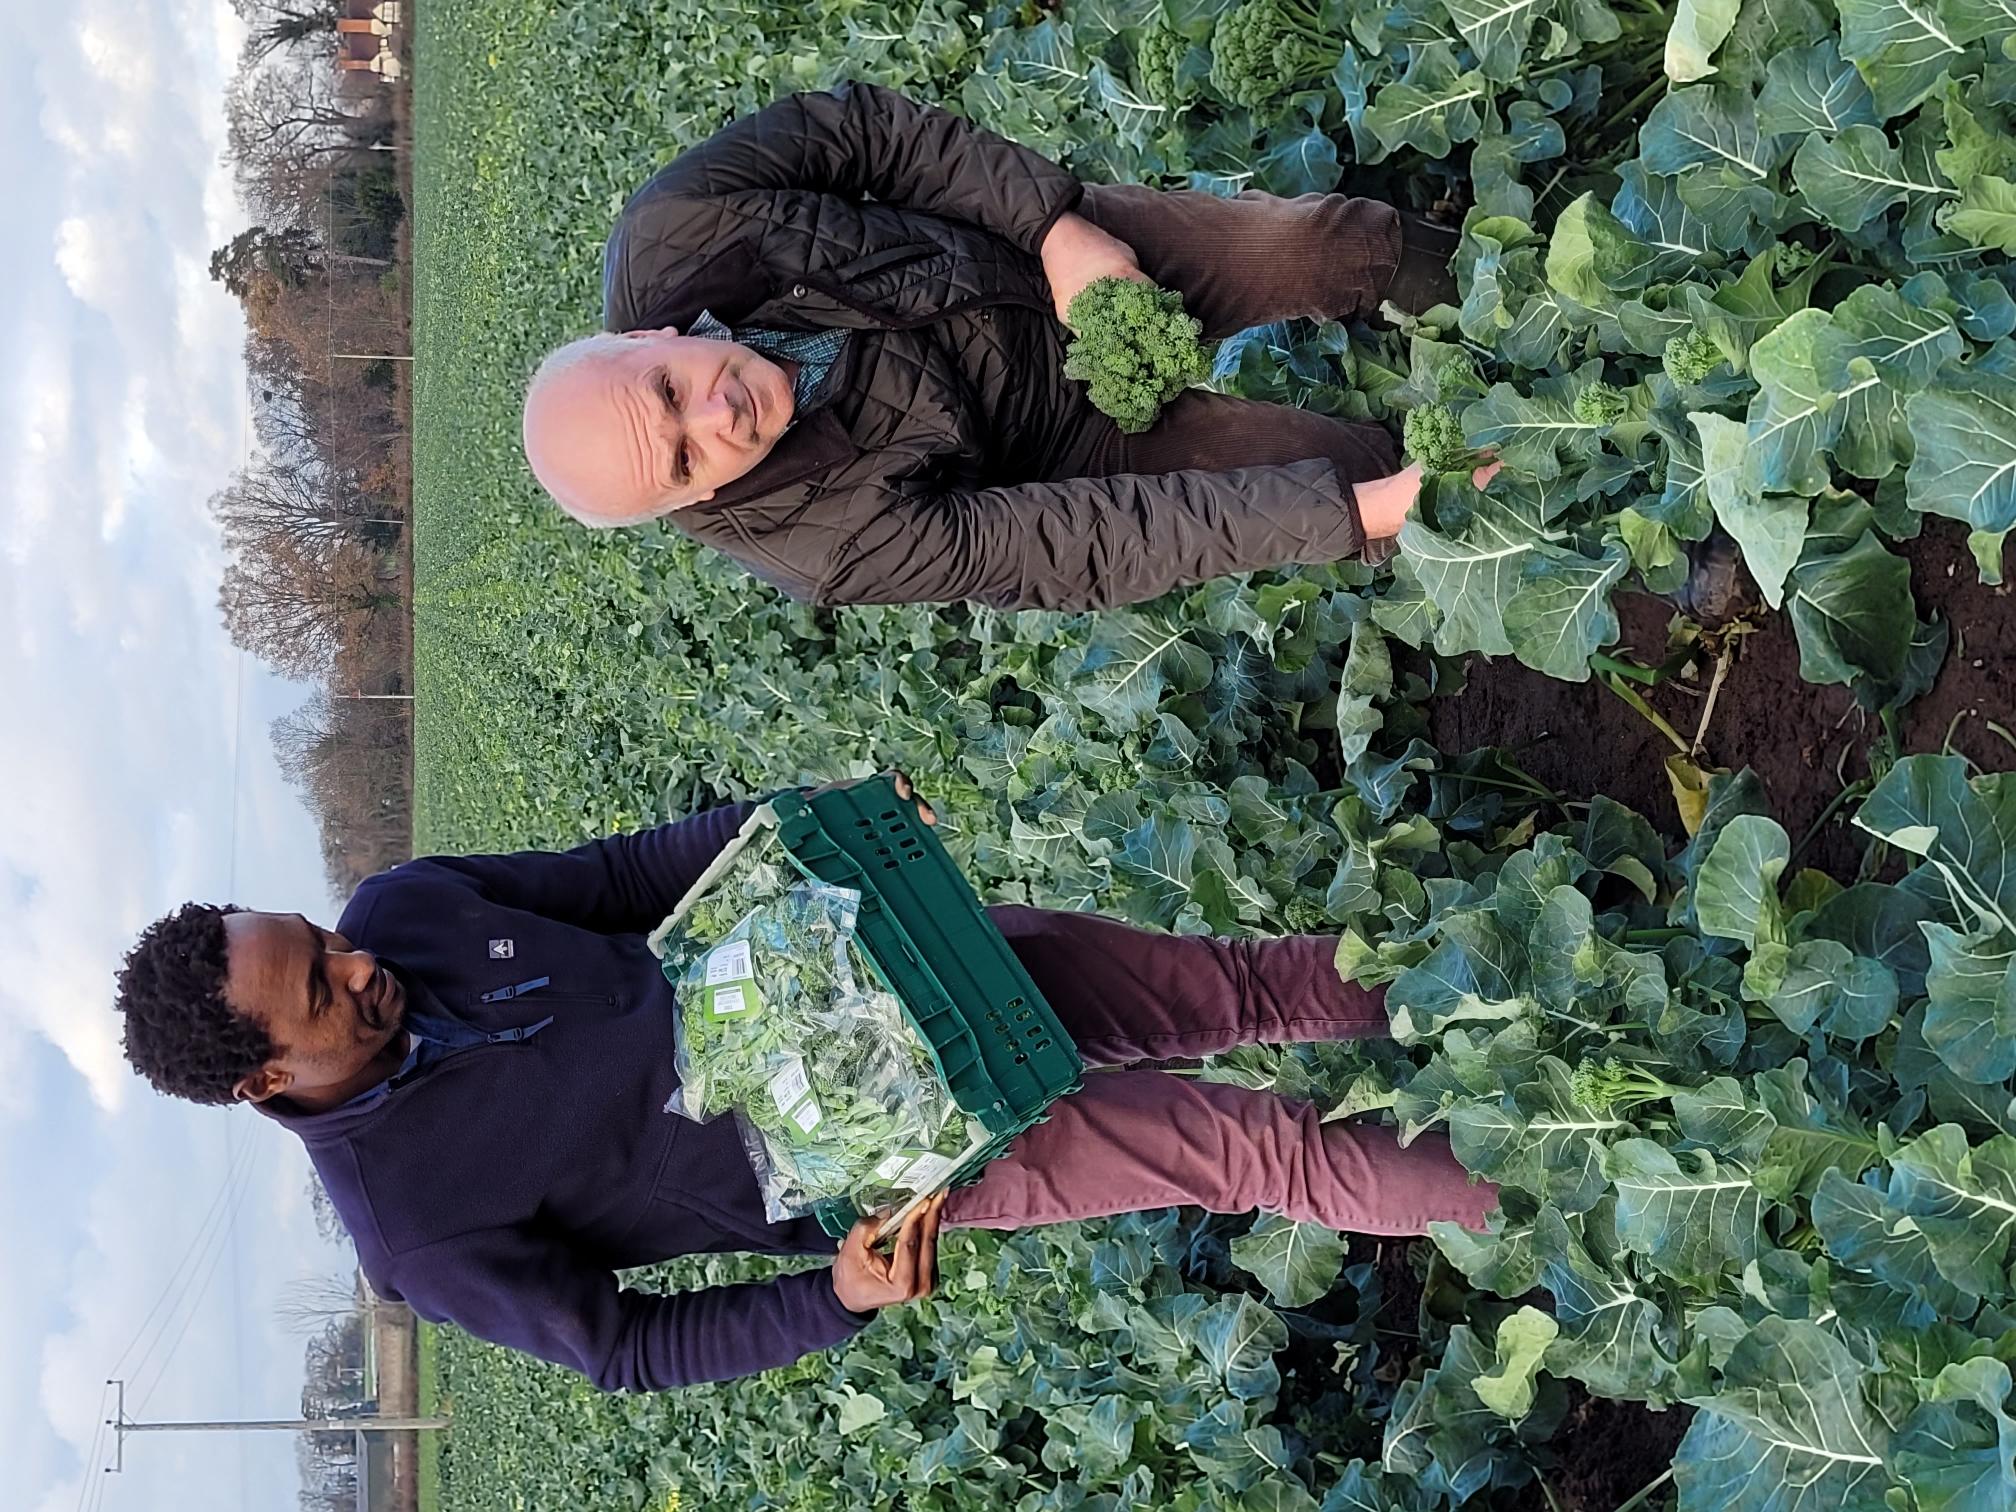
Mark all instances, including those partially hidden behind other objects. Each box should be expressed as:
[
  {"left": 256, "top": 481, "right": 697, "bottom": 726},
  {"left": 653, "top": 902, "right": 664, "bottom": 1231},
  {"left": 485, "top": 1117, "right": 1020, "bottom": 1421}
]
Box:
[{"left": 1062, "top": 276, "right": 1214, "bottom": 435}]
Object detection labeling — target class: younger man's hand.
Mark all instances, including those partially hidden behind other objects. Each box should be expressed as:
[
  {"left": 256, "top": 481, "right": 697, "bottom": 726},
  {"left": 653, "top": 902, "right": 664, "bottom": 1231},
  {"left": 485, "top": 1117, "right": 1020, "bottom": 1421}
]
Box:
[
  {"left": 1039, "top": 211, "right": 1153, "bottom": 324},
  {"left": 832, "top": 1194, "right": 947, "bottom": 1313}
]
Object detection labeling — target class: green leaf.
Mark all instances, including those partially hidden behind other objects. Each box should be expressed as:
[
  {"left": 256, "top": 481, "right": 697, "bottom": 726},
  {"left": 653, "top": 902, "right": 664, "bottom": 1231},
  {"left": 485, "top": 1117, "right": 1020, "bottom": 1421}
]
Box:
[
  {"left": 1186, "top": 1294, "right": 1289, "bottom": 1399},
  {"left": 1855, "top": 755, "right": 2016, "bottom": 934},
  {"left": 1885, "top": 1123, "right": 2016, "bottom": 1302},
  {"left": 1362, "top": 43, "right": 1488, "bottom": 158},
  {"left": 1383, "top": 1325, "right": 1511, "bottom": 1504},
  {"left": 1814, "top": 1166, "right": 1980, "bottom": 1316},
  {"left": 1921, "top": 923, "right": 2016, "bottom": 1082},
  {"left": 1792, "top": 124, "right": 1934, "bottom": 232},
  {"left": 1535, "top": 1207, "right": 1677, "bottom": 1398},
  {"left": 1756, "top": 40, "right": 1881, "bottom": 134},
  {"left": 1890, "top": 1357, "right": 2016, "bottom": 1512},
  {"left": 1473, "top": 1306, "right": 1559, "bottom": 1419},
  {"left": 1837, "top": 0, "right": 1969, "bottom": 119},
  {"left": 1666, "top": 0, "right": 1742, "bottom": 81},
  {"left": 1946, "top": 174, "right": 2016, "bottom": 255},
  {"left": 1640, "top": 85, "right": 1787, "bottom": 181},
  {"left": 1606, "top": 1137, "right": 1767, "bottom": 1278},
  {"left": 1691, "top": 411, "right": 1808, "bottom": 607},
  {"left": 1229, "top": 1215, "right": 1347, "bottom": 1307},
  {"left": 1254, "top": 106, "right": 1343, "bottom": 196},
  {"left": 1746, "top": 306, "right": 1864, "bottom": 497},
  {"left": 1397, "top": 491, "right": 1561, "bottom": 658},
  {"left": 1451, "top": 1058, "right": 1624, "bottom": 1214},
  {"left": 1787, "top": 531, "right": 1916, "bottom": 688},
  {"left": 1442, "top": 0, "right": 1550, "bottom": 80},
  {"left": 1676, "top": 1318, "right": 1893, "bottom": 1512},
  {"left": 1501, "top": 545, "right": 1628, "bottom": 680},
  {"left": 1465, "top": 385, "right": 1608, "bottom": 478},
  {"left": 1696, "top": 813, "right": 1791, "bottom": 947},
  {"left": 1906, "top": 368, "right": 2016, "bottom": 534}
]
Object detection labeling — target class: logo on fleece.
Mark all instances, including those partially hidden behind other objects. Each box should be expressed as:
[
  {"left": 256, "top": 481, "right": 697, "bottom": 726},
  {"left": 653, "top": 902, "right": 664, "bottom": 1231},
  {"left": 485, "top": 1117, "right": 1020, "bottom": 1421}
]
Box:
[{"left": 488, "top": 939, "right": 516, "bottom": 960}]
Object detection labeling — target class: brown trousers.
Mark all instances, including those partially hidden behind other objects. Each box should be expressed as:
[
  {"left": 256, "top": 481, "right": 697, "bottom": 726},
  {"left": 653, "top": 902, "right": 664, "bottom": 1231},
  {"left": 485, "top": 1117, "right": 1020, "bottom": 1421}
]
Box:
[{"left": 1069, "top": 184, "right": 1440, "bottom": 487}]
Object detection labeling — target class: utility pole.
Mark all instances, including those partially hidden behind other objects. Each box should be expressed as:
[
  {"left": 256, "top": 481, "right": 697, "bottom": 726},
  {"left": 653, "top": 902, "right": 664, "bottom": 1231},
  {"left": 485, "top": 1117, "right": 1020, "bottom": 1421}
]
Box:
[
  {"left": 331, "top": 353, "right": 414, "bottom": 362},
  {"left": 104, "top": 1381, "right": 448, "bottom": 1473}
]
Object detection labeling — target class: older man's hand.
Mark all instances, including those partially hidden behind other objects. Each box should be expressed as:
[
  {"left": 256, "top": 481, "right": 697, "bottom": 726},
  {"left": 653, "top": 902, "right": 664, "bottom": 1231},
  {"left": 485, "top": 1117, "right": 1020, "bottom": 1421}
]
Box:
[{"left": 1040, "top": 212, "right": 1154, "bottom": 325}]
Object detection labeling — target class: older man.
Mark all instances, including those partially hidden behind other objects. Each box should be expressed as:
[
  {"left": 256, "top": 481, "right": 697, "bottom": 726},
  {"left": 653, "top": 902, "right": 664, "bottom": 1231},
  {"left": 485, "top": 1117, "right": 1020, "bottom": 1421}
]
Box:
[{"left": 520, "top": 81, "right": 1480, "bottom": 611}]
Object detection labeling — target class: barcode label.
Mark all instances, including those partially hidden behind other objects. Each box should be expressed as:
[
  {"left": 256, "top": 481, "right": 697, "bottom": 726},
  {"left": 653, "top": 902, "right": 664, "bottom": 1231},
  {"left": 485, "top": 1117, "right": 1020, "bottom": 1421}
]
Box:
[
  {"left": 708, "top": 984, "right": 752, "bottom": 1019},
  {"left": 769, "top": 1057, "right": 813, "bottom": 1117},
  {"left": 705, "top": 941, "right": 754, "bottom": 985},
  {"left": 897, "top": 1152, "right": 957, "bottom": 1192},
  {"left": 790, "top": 1098, "right": 823, "bottom": 1134}
]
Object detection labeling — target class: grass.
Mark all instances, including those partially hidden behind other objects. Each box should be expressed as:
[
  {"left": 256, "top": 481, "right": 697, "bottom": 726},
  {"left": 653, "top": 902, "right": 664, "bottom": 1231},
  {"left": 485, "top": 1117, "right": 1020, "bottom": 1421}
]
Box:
[{"left": 416, "top": 1323, "right": 445, "bottom": 1512}]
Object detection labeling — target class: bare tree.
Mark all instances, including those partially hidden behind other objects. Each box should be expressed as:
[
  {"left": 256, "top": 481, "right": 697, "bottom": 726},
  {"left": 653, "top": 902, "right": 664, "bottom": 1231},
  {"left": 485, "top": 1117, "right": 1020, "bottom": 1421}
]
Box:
[
  {"left": 233, "top": 0, "right": 343, "bottom": 66},
  {"left": 278, "top": 1271, "right": 365, "bottom": 1337},
  {"left": 219, "top": 534, "right": 401, "bottom": 679}
]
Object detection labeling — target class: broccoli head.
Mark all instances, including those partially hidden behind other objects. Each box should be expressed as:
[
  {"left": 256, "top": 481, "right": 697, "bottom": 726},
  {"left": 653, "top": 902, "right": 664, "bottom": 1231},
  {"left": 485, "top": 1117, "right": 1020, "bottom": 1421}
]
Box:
[
  {"left": 1567, "top": 1060, "right": 1683, "bottom": 1116},
  {"left": 1663, "top": 329, "right": 1722, "bottom": 388},
  {"left": 1773, "top": 242, "right": 1818, "bottom": 277},
  {"left": 1209, "top": 0, "right": 1339, "bottom": 110},
  {"left": 1573, "top": 381, "right": 1630, "bottom": 428},
  {"left": 1063, "top": 277, "right": 1212, "bottom": 435},
  {"left": 1135, "top": 17, "right": 1194, "bottom": 107},
  {"left": 1402, "top": 403, "right": 1474, "bottom": 475}
]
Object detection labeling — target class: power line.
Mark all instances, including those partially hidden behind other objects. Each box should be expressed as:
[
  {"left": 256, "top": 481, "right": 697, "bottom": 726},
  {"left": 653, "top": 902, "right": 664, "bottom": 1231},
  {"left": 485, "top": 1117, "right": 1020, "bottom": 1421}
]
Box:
[{"left": 131, "top": 1134, "right": 264, "bottom": 1415}]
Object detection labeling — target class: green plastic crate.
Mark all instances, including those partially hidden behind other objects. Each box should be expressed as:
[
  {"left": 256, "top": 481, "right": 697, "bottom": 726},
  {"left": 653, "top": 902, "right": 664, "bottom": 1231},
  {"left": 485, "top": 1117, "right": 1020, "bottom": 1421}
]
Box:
[{"left": 721, "top": 775, "right": 1082, "bottom": 1238}]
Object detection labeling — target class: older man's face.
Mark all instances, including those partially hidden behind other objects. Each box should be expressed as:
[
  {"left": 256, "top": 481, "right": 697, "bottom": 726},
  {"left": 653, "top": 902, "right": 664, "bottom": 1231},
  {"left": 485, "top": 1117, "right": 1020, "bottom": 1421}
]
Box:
[{"left": 522, "top": 329, "right": 796, "bottom": 523}]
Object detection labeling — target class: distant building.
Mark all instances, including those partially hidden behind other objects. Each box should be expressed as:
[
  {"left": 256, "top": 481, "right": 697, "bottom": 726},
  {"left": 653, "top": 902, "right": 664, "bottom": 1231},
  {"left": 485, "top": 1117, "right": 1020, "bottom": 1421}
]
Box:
[{"left": 338, "top": 1, "right": 403, "bottom": 82}]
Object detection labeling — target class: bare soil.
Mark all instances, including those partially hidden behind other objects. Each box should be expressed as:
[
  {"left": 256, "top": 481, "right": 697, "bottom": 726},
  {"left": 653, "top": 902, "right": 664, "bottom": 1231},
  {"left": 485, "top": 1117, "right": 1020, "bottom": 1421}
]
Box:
[{"left": 1428, "top": 520, "right": 2014, "bottom": 877}]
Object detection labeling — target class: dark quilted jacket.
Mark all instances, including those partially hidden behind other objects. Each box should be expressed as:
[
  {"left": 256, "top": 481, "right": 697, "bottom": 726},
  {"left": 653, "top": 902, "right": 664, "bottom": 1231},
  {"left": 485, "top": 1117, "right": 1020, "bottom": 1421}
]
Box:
[{"left": 601, "top": 82, "right": 1371, "bottom": 609}]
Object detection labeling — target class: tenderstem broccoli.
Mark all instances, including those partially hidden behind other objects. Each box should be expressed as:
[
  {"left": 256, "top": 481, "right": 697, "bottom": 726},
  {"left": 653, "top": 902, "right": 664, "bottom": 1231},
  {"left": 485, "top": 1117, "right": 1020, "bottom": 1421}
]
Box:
[
  {"left": 1063, "top": 277, "right": 1212, "bottom": 435},
  {"left": 1573, "top": 380, "right": 1630, "bottom": 428},
  {"left": 1210, "top": 0, "right": 1341, "bottom": 110},
  {"left": 1568, "top": 1060, "right": 1684, "bottom": 1116},
  {"left": 1663, "top": 329, "right": 1722, "bottom": 388},
  {"left": 1402, "top": 403, "right": 1477, "bottom": 475},
  {"left": 1135, "top": 16, "right": 1195, "bottom": 107}
]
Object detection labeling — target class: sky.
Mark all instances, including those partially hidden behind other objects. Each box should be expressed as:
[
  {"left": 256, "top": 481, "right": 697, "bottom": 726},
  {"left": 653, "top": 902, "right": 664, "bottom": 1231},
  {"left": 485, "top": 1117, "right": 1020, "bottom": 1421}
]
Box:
[{"left": 2, "top": 2, "right": 361, "bottom": 1509}]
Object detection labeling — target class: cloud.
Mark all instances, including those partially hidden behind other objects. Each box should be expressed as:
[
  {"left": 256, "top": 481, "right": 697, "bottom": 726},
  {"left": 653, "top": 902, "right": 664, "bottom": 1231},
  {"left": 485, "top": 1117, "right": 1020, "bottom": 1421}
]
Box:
[{"left": 1, "top": 2, "right": 364, "bottom": 1507}]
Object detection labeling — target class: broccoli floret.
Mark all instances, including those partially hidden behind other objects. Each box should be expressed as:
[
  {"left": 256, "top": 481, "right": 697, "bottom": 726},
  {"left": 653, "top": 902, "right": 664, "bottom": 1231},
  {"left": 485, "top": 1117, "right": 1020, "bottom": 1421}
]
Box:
[
  {"left": 1063, "top": 277, "right": 1212, "bottom": 435},
  {"left": 1567, "top": 1060, "right": 1684, "bottom": 1116},
  {"left": 1135, "top": 17, "right": 1194, "bottom": 107},
  {"left": 1663, "top": 329, "right": 1722, "bottom": 388},
  {"left": 1434, "top": 357, "right": 1478, "bottom": 400},
  {"left": 1774, "top": 242, "right": 1818, "bottom": 278},
  {"left": 1402, "top": 403, "right": 1474, "bottom": 475},
  {"left": 1573, "top": 381, "right": 1630, "bottom": 428},
  {"left": 1210, "top": 0, "right": 1339, "bottom": 110}
]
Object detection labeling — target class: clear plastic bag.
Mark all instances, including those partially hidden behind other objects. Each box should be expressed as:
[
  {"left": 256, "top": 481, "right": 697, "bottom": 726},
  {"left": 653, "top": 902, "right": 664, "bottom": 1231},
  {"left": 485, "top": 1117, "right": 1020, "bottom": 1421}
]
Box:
[{"left": 654, "top": 821, "right": 975, "bottom": 1224}]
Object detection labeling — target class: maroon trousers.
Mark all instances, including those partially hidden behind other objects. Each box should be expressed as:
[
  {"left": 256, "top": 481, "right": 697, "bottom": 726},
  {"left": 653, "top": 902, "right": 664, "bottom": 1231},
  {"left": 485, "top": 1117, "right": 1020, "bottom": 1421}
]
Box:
[{"left": 942, "top": 906, "right": 1499, "bottom": 1237}]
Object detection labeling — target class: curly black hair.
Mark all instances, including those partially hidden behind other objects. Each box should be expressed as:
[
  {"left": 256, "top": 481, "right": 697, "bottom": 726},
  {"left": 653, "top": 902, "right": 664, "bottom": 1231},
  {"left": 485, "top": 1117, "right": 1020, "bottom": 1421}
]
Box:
[{"left": 115, "top": 902, "right": 273, "bottom": 1106}]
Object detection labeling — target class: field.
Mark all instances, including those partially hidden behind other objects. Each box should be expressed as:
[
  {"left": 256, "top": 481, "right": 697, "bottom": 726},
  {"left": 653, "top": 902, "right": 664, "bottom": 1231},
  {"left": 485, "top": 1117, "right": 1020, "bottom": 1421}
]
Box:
[{"left": 410, "top": 0, "right": 2016, "bottom": 1508}]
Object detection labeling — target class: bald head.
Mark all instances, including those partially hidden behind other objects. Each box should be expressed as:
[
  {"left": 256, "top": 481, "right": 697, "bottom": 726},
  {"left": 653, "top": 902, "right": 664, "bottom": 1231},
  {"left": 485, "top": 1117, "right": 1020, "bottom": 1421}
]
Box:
[{"left": 521, "top": 327, "right": 797, "bottom": 526}]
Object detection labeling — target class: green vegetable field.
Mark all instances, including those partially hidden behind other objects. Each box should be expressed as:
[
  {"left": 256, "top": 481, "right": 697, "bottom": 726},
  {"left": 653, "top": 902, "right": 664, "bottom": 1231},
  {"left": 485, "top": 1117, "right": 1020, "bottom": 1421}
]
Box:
[{"left": 411, "top": 0, "right": 2016, "bottom": 1507}]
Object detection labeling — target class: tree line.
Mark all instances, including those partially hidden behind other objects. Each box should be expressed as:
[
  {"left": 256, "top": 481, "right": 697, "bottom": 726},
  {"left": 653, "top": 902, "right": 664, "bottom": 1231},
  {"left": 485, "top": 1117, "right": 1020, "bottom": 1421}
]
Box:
[{"left": 214, "top": 0, "right": 414, "bottom": 894}]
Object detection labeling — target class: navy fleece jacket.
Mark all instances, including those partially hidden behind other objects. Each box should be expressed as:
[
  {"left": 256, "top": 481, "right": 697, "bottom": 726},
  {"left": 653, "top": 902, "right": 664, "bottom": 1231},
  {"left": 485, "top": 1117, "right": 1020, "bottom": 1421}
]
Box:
[{"left": 258, "top": 803, "right": 873, "bottom": 1390}]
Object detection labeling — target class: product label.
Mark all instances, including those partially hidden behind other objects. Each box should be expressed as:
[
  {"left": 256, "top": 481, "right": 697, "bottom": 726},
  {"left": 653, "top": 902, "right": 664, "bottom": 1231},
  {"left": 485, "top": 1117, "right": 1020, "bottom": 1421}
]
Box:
[
  {"left": 706, "top": 983, "right": 754, "bottom": 1020},
  {"left": 705, "top": 941, "right": 754, "bottom": 986},
  {"left": 896, "top": 1152, "right": 958, "bottom": 1193},
  {"left": 769, "top": 1057, "right": 812, "bottom": 1113}
]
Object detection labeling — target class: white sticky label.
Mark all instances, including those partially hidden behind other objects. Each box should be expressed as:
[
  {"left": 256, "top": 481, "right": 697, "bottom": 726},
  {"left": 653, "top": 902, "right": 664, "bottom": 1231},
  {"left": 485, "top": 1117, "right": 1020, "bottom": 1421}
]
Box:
[
  {"left": 874, "top": 1152, "right": 914, "bottom": 1183},
  {"left": 769, "top": 1057, "right": 813, "bottom": 1117},
  {"left": 706, "top": 941, "right": 754, "bottom": 985},
  {"left": 709, "top": 983, "right": 752, "bottom": 1019},
  {"left": 790, "top": 1098, "right": 823, "bottom": 1134},
  {"left": 897, "top": 1152, "right": 957, "bottom": 1192}
]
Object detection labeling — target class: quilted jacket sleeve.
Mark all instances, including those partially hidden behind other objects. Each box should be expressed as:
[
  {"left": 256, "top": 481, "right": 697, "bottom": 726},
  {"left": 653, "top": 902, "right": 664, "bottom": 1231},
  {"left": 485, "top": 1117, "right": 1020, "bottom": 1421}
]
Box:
[
  {"left": 635, "top": 82, "right": 1081, "bottom": 252},
  {"left": 795, "top": 459, "right": 1370, "bottom": 610}
]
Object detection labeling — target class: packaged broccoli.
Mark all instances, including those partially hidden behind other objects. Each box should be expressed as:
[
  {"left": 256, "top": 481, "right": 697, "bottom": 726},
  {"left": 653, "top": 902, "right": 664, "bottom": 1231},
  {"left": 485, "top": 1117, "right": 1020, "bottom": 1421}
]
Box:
[{"left": 650, "top": 820, "right": 981, "bottom": 1225}]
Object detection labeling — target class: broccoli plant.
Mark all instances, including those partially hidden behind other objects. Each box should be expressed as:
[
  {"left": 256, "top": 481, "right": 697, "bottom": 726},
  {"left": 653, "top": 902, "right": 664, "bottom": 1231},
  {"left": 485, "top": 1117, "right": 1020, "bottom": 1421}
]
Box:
[
  {"left": 1209, "top": 0, "right": 1341, "bottom": 110},
  {"left": 1567, "top": 1059, "right": 1684, "bottom": 1116},
  {"left": 1134, "top": 16, "right": 1195, "bottom": 108},
  {"left": 1401, "top": 403, "right": 1477, "bottom": 475},
  {"left": 1572, "top": 381, "right": 1629, "bottom": 427},
  {"left": 1662, "top": 329, "right": 1722, "bottom": 388},
  {"left": 1063, "top": 276, "right": 1212, "bottom": 434}
]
